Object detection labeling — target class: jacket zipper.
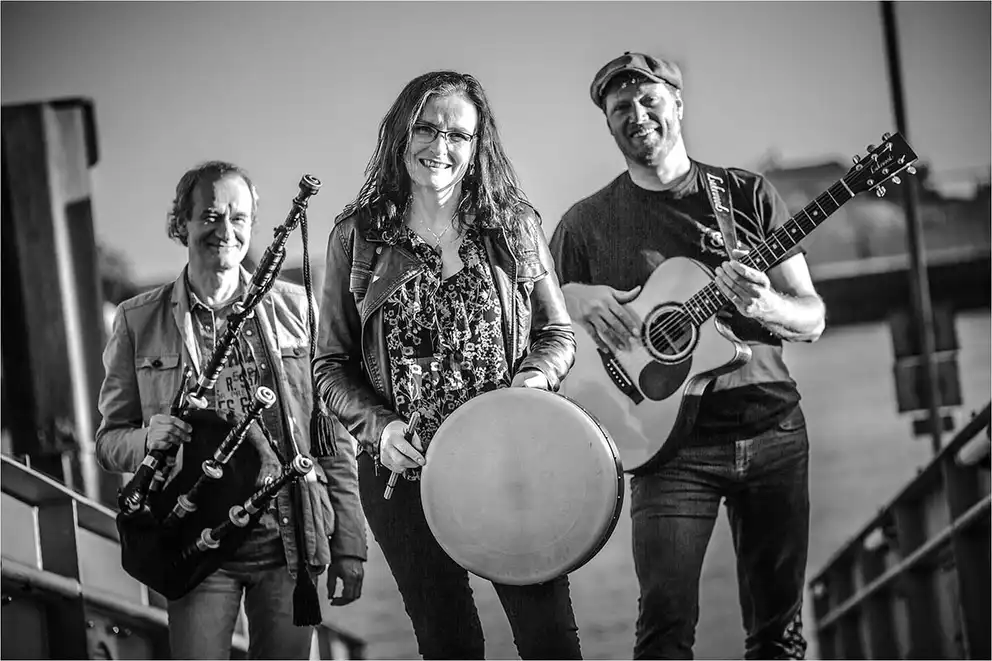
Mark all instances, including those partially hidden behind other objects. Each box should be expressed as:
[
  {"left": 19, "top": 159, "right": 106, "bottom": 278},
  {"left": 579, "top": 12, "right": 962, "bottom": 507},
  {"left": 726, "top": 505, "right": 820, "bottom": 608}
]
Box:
[
  {"left": 360, "top": 264, "right": 423, "bottom": 393},
  {"left": 359, "top": 262, "right": 422, "bottom": 476},
  {"left": 498, "top": 227, "right": 518, "bottom": 371}
]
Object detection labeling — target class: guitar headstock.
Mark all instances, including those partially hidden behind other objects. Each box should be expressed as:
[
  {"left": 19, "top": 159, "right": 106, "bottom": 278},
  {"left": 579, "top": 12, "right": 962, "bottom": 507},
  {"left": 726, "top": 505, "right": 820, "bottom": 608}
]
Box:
[{"left": 845, "top": 132, "right": 919, "bottom": 198}]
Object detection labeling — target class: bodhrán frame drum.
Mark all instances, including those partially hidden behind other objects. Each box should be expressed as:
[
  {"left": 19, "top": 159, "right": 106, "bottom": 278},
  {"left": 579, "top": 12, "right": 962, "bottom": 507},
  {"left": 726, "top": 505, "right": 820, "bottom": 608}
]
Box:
[{"left": 420, "top": 388, "right": 624, "bottom": 586}]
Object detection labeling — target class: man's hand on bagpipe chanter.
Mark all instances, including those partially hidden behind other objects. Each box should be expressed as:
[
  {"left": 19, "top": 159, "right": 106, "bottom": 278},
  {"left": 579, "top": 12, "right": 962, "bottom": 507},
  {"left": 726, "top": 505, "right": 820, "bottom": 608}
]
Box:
[{"left": 145, "top": 413, "right": 191, "bottom": 455}]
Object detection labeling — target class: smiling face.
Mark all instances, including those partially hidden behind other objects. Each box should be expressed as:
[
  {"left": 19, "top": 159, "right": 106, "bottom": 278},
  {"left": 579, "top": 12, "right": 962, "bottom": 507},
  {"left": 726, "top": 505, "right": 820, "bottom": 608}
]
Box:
[
  {"left": 404, "top": 92, "right": 479, "bottom": 197},
  {"left": 186, "top": 173, "right": 253, "bottom": 274},
  {"left": 603, "top": 78, "right": 683, "bottom": 168}
]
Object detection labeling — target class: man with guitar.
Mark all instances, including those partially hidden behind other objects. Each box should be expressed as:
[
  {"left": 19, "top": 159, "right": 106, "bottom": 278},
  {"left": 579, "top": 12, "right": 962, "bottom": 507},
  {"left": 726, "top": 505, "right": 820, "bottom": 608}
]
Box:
[{"left": 549, "top": 53, "right": 826, "bottom": 659}]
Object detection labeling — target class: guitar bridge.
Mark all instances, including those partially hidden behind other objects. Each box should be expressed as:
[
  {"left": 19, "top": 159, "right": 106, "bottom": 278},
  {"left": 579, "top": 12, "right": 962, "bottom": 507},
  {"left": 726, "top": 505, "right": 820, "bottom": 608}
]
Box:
[{"left": 598, "top": 348, "right": 644, "bottom": 404}]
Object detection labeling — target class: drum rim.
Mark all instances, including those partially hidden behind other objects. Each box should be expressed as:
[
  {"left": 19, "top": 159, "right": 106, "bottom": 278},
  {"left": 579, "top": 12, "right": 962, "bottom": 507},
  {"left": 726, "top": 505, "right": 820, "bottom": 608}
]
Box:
[{"left": 420, "top": 387, "right": 625, "bottom": 585}]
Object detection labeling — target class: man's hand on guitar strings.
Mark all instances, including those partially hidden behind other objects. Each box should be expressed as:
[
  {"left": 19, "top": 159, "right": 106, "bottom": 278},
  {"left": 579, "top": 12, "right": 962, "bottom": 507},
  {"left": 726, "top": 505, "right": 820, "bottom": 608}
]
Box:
[
  {"left": 561, "top": 282, "right": 642, "bottom": 354},
  {"left": 714, "top": 248, "right": 779, "bottom": 321}
]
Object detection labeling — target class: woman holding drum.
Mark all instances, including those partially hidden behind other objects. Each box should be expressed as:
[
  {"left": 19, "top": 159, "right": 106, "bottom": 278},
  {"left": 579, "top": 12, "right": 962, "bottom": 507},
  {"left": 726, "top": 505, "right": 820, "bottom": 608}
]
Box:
[{"left": 313, "top": 70, "right": 588, "bottom": 659}]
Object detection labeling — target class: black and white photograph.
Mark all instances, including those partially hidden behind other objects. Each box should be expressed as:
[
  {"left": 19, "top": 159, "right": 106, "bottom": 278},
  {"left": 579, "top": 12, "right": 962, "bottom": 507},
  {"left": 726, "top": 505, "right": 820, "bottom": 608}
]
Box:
[{"left": 1, "top": 1, "right": 989, "bottom": 659}]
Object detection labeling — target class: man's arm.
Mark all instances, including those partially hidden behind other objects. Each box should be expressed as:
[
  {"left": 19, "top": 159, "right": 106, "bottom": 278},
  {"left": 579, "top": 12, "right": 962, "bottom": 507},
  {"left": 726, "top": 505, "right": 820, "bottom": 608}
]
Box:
[
  {"left": 765, "top": 253, "right": 826, "bottom": 341},
  {"left": 715, "top": 251, "right": 825, "bottom": 342},
  {"left": 713, "top": 172, "right": 825, "bottom": 343},
  {"left": 95, "top": 305, "right": 149, "bottom": 473},
  {"left": 319, "top": 422, "right": 368, "bottom": 562},
  {"left": 318, "top": 428, "right": 367, "bottom": 606}
]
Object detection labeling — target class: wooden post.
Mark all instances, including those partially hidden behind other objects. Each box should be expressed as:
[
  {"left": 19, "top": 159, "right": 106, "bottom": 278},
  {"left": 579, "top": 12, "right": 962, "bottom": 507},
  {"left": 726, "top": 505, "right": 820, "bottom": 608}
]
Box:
[
  {"left": 1, "top": 98, "right": 111, "bottom": 505},
  {"left": 891, "top": 501, "right": 944, "bottom": 657},
  {"left": 939, "top": 457, "right": 991, "bottom": 658}
]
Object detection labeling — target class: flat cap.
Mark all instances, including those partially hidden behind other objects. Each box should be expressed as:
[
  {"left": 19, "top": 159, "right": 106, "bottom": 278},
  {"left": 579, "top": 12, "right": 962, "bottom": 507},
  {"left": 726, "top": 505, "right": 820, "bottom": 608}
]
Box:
[{"left": 590, "top": 52, "right": 683, "bottom": 108}]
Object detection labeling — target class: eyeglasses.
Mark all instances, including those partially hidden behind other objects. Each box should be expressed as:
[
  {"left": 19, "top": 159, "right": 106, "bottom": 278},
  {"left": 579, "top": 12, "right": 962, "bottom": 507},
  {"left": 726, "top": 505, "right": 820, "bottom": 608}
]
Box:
[{"left": 411, "top": 123, "right": 476, "bottom": 147}]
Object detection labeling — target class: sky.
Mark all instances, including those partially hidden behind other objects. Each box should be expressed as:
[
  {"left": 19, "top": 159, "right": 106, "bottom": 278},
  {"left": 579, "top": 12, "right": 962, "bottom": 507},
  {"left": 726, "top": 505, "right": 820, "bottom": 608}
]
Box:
[{"left": 3, "top": 1, "right": 989, "bottom": 286}]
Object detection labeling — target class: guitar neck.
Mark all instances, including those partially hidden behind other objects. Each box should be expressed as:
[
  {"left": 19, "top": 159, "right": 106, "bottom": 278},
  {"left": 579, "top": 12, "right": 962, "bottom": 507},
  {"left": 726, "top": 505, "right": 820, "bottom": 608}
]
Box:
[{"left": 684, "top": 178, "right": 856, "bottom": 324}]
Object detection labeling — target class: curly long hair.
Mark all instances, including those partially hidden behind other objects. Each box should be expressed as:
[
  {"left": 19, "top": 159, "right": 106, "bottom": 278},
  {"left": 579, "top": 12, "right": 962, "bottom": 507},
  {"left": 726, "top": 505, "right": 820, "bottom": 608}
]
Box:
[
  {"left": 167, "top": 161, "right": 259, "bottom": 246},
  {"left": 339, "top": 70, "right": 530, "bottom": 239}
]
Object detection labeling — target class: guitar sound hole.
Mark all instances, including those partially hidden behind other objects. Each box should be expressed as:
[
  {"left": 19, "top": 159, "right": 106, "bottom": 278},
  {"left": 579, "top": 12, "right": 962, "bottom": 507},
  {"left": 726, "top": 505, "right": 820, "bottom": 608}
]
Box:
[{"left": 643, "top": 305, "right": 697, "bottom": 363}]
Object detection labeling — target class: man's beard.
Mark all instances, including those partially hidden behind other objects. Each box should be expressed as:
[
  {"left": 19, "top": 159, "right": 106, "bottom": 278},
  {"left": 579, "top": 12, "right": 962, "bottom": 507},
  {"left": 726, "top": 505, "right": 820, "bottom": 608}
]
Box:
[{"left": 617, "top": 122, "right": 680, "bottom": 168}]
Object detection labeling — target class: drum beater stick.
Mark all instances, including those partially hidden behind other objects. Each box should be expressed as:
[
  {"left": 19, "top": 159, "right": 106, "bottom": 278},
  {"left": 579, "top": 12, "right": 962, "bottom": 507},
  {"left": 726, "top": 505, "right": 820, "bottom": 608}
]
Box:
[{"left": 383, "top": 412, "right": 421, "bottom": 500}]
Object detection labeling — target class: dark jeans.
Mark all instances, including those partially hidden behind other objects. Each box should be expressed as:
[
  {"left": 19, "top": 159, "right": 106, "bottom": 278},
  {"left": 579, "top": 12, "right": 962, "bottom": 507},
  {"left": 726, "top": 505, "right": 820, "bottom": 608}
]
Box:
[
  {"left": 358, "top": 453, "right": 582, "bottom": 660},
  {"left": 630, "top": 406, "right": 810, "bottom": 660}
]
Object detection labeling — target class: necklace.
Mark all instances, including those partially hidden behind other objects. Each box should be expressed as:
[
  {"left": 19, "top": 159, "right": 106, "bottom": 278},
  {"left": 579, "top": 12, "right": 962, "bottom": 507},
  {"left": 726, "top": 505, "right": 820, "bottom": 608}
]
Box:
[{"left": 417, "top": 217, "right": 453, "bottom": 248}]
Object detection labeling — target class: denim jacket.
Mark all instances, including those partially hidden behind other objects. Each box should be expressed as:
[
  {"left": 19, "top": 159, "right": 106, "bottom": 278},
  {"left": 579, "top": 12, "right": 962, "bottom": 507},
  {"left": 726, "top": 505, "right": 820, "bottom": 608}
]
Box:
[
  {"left": 95, "top": 267, "right": 368, "bottom": 568},
  {"left": 313, "top": 206, "right": 576, "bottom": 457}
]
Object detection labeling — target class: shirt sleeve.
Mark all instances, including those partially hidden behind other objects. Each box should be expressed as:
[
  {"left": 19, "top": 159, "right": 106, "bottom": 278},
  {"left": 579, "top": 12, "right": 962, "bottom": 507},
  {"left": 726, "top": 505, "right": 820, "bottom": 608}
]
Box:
[
  {"left": 319, "top": 429, "right": 368, "bottom": 561},
  {"left": 548, "top": 215, "right": 592, "bottom": 285},
  {"left": 94, "top": 305, "right": 149, "bottom": 473}
]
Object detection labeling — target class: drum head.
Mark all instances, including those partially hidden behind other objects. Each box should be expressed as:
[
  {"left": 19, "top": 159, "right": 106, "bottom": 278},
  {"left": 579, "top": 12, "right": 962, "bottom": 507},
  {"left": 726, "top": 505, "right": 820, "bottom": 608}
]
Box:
[{"left": 421, "top": 388, "right": 623, "bottom": 585}]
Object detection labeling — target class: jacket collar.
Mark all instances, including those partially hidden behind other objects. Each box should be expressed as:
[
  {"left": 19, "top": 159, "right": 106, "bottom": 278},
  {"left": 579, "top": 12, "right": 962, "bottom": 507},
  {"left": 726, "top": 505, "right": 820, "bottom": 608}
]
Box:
[{"left": 170, "top": 265, "right": 255, "bottom": 376}]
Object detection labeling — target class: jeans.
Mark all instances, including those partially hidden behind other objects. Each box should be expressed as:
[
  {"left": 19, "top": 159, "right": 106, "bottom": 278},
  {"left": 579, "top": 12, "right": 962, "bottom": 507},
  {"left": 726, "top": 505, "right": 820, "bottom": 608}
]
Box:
[
  {"left": 166, "top": 532, "right": 313, "bottom": 660},
  {"left": 630, "top": 405, "right": 810, "bottom": 660},
  {"left": 358, "top": 453, "right": 582, "bottom": 660}
]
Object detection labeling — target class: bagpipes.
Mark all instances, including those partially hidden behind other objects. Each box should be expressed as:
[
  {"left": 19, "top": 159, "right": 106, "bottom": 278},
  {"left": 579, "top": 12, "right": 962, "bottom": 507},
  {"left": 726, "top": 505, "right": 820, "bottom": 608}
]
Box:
[{"left": 115, "top": 175, "right": 332, "bottom": 624}]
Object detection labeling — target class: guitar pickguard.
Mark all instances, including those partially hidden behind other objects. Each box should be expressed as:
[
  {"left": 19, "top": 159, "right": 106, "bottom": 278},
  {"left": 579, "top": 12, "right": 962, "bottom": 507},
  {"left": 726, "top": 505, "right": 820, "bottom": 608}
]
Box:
[{"left": 638, "top": 358, "right": 693, "bottom": 401}]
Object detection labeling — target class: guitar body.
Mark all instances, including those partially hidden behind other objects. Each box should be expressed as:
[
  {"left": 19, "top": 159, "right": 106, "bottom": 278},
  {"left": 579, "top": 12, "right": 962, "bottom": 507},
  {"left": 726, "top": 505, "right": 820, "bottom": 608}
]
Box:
[{"left": 560, "top": 257, "right": 750, "bottom": 473}]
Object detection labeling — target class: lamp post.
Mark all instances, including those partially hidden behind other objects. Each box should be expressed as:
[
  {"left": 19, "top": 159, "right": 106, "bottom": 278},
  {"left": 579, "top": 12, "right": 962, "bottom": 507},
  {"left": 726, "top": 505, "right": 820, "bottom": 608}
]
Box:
[{"left": 879, "top": 0, "right": 944, "bottom": 455}]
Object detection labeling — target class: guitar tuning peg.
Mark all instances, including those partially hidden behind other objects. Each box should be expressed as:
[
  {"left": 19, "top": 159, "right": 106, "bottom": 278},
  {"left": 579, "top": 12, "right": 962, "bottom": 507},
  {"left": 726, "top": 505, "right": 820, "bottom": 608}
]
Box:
[
  {"left": 852, "top": 154, "right": 861, "bottom": 163},
  {"left": 875, "top": 186, "right": 887, "bottom": 197},
  {"left": 882, "top": 132, "right": 892, "bottom": 141},
  {"left": 907, "top": 166, "right": 917, "bottom": 175},
  {"left": 891, "top": 176, "right": 901, "bottom": 185},
  {"left": 866, "top": 144, "right": 876, "bottom": 152}
]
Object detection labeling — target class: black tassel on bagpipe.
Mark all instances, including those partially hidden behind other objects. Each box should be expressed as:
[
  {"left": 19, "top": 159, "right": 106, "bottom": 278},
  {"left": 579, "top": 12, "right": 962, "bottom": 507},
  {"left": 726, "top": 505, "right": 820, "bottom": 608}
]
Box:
[
  {"left": 309, "top": 399, "right": 335, "bottom": 459},
  {"left": 293, "top": 566, "right": 322, "bottom": 627},
  {"left": 300, "top": 208, "right": 336, "bottom": 459},
  {"left": 291, "top": 477, "right": 322, "bottom": 626}
]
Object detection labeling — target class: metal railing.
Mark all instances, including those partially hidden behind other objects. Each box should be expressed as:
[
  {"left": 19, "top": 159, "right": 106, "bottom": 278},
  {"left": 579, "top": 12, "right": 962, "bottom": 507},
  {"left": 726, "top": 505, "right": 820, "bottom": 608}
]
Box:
[
  {"left": 0, "top": 453, "right": 366, "bottom": 659},
  {"left": 808, "top": 403, "right": 991, "bottom": 659}
]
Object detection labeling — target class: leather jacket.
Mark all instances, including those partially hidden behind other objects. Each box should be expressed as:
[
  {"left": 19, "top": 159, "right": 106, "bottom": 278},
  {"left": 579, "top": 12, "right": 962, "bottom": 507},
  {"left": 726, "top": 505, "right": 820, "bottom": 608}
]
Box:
[{"left": 313, "top": 206, "right": 575, "bottom": 456}]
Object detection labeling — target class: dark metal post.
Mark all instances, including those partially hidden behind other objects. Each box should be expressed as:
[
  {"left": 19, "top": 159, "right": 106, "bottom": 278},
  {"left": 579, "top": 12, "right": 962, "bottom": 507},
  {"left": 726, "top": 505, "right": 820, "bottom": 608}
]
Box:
[
  {"left": 880, "top": 6, "right": 985, "bottom": 655},
  {"left": 880, "top": 0, "right": 943, "bottom": 455}
]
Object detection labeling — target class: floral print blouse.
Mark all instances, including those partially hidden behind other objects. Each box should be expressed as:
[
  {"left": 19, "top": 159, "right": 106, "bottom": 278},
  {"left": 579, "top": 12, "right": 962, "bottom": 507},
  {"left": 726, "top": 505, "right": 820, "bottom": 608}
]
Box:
[{"left": 382, "top": 225, "right": 509, "bottom": 472}]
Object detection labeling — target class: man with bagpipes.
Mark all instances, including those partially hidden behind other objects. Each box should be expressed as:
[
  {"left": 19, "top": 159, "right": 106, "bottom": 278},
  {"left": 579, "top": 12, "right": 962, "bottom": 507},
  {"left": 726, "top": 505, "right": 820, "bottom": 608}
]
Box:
[{"left": 95, "top": 161, "right": 366, "bottom": 659}]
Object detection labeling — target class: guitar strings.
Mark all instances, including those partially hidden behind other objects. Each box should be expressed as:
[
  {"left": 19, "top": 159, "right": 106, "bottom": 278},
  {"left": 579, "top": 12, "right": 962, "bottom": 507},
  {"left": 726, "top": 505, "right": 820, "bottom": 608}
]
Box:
[
  {"left": 641, "top": 164, "right": 903, "bottom": 348},
  {"left": 641, "top": 234, "right": 792, "bottom": 351},
  {"left": 639, "top": 180, "right": 852, "bottom": 352}
]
